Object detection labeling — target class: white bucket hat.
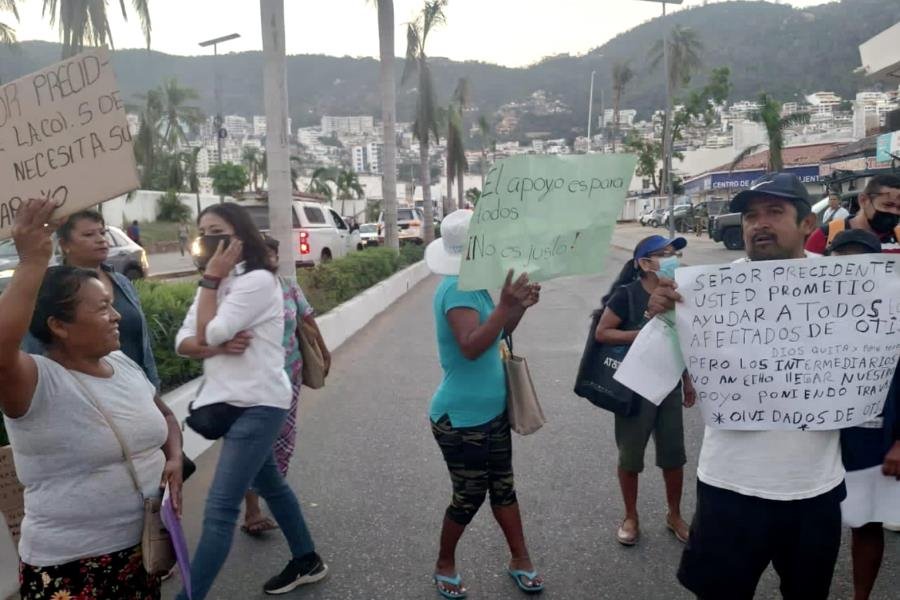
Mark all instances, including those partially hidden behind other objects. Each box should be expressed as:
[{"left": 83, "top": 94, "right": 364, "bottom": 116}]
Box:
[{"left": 425, "top": 209, "right": 473, "bottom": 276}]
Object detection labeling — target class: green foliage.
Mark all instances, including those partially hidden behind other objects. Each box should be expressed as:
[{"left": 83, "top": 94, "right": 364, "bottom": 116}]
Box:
[
  {"left": 157, "top": 189, "right": 192, "bottom": 223},
  {"left": 209, "top": 163, "right": 250, "bottom": 197},
  {"left": 135, "top": 280, "right": 203, "bottom": 393},
  {"left": 296, "top": 246, "right": 424, "bottom": 315}
]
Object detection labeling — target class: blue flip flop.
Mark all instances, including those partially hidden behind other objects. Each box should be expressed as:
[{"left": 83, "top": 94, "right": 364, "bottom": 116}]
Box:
[
  {"left": 507, "top": 568, "right": 544, "bottom": 594},
  {"left": 433, "top": 573, "right": 467, "bottom": 599}
]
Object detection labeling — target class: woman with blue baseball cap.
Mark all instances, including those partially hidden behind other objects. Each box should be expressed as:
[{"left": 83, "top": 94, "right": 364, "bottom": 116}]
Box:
[{"left": 595, "top": 234, "right": 696, "bottom": 546}]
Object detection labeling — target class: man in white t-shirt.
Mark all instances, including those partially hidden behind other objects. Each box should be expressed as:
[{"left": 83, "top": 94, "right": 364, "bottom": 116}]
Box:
[
  {"left": 821, "top": 192, "right": 850, "bottom": 224},
  {"left": 646, "top": 172, "right": 845, "bottom": 600}
]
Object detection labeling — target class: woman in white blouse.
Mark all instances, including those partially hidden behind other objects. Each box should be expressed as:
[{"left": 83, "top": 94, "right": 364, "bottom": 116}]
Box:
[{"left": 175, "top": 203, "right": 326, "bottom": 599}]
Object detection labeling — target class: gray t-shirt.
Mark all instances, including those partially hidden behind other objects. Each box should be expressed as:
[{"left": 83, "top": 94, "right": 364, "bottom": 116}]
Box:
[{"left": 3, "top": 352, "right": 167, "bottom": 566}]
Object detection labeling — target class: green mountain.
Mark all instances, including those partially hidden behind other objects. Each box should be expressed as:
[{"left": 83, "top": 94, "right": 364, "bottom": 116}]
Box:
[{"left": 1, "top": 0, "right": 896, "bottom": 141}]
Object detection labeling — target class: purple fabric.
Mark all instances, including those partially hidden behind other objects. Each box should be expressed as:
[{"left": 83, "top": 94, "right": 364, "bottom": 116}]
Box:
[{"left": 162, "top": 494, "right": 192, "bottom": 599}]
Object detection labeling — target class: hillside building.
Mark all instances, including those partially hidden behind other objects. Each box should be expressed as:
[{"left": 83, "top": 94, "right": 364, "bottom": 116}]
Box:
[{"left": 321, "top": 115, "right": 375, "bottom": 136}]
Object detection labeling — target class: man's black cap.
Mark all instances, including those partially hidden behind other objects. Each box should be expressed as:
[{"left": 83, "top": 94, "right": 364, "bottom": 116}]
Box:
[
  {"left": 729, "top": 172, "right": 812, "bottom": 213},
  {"left": 826, "top": 229, "right": 882, "bottom": 255}
]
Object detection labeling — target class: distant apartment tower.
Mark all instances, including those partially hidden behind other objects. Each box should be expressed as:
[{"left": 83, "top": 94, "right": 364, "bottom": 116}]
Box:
[
  {"left": 351, "top": 143, "right": 384, "bottom": 174},
  {"left": 601, "top": 109, "right": 637, "bottom": 127},
  {"left": 809, "top": 91, "right": 843, "bottom": 111},
  {"left": 253, "top": 116, "right": 267, "bottom": 137},
  {"left": 224, "top": 115, "right": 250, "bottom": 139},
  {"left": 352, "top": 146, "right": 367, "bottom": 173},
  {"left": 126, "top": 113, "right": 140, "bottom": 137},
  {"left": 321, "top": 115, "right": 375, "bottom": 136},
  {"left": 367, "top": 142, "right": 383, "bottom": 174}
]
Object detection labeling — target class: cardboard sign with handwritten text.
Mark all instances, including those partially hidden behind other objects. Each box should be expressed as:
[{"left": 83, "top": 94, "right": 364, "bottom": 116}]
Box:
[
  {"left": 0, "top": 48, "right": 138, "bottom": 240},
  {"left": 675, "top": 257, "right": 900, "bottom": 430},
  {"left": 457, "top": 154, "right": 636, "bottom": 291},
  {"left": 0, "top": 445, "right": 24, "bottom": 546}
]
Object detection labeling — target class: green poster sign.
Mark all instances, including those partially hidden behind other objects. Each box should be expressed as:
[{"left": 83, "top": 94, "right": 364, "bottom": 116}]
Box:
[{"left": 458, "top": 154, "right": 637, "bottom": 291}]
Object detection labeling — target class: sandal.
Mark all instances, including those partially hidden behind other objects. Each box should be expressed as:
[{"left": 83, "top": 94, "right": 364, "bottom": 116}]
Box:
[
  {"left": 433, "top": 573, "right": 467, "bottom": 599},
  {"left": 616, "top": 517, "right": 639, "bottom": 546},
  {"left": 241, "top": 516, "right": 279, "bottom": 536},
  {"left": 666, "top": 514, "right": 690, "bottom": 544},
  {"left": 507, "top": 568, "right": 544, "bottom": 594}
]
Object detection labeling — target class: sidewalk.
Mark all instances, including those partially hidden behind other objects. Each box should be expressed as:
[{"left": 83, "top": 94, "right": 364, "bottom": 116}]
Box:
[{"left": 147, "top": 251, "right": 196, "bottom": 278}]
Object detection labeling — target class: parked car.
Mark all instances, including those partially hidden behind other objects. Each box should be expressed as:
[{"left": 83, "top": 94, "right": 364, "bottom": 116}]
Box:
[
  {"left": 640, "top": 208, "right": 666, "bottom": 227},
  {"left": 228, "top": 201, "right": 362, "bottom": 267},
  {"left": 710, "top": 193, "right": 837, "bottom": 251},
  {"left": 359, "top": 223, "right": 379, "bottom": 247},
  {"left": 665, "top": 204, "right": 695, "bottom": 232},
  {"left": 0, "top": 225, "right": 149, "bottom": 293},
  {"left": 377, "top": 207, "right": 428, "bottom": 245},
  {"left": 95, "top": 225, "right": 150, "bottom": 280}
]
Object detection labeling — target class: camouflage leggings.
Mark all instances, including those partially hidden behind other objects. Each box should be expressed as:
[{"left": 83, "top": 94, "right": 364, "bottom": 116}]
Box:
[{"left": 431, "top": 412, "right": 517, "bottom": 525}]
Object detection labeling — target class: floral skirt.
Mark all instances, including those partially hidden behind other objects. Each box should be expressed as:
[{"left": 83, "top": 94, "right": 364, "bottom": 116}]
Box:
[{"left": 19, "top": 544, "right": 160, "bottom": 600}]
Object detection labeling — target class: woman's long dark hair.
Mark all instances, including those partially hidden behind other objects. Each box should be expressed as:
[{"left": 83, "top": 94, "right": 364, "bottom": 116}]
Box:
[{"left": 198, "top": 203, "right": 275, "bottom": 274}]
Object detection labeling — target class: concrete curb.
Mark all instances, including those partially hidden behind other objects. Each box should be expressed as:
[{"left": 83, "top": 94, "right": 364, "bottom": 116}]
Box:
[{"left": 166, "top": 260, "right": 431, "bottom": 461}]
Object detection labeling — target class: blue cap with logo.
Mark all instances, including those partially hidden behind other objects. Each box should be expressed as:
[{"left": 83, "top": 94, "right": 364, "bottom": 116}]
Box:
[
  {"left": 633, "top": 235, "right": 687, "bottom": 261},
  {"left": 729, "top": 172, "right": 812, "bottom": 213}
]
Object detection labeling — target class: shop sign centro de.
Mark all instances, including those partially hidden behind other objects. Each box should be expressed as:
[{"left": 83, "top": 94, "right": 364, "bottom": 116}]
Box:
[{"left": 685, "top": 166, "right": 820, "bottom": 195}]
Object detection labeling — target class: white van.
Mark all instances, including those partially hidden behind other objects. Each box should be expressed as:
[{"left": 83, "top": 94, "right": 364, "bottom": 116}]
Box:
[{"left": 243, "top": 201, "right": 362, "bottom": 267}]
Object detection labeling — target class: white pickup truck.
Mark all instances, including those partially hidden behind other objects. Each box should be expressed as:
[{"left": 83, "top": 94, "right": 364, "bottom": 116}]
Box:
[{"left": 244, "top": 201, "right": 362, "bottom": 267}]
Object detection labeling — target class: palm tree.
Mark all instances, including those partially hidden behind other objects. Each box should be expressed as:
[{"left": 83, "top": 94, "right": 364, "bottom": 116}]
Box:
[
  {"left": 402, "top": 0, "right": 447, "bottom": 244},
  {"left": 307, "top": 167, "right": 336, "bottom": 203},
  {"left": 157, "top": 78, "right": 203, "bottom": 152},
  {"left": 335, "top": 170, "right": 365, "bottom": 217},
  {"left": 648, "top": 26, "right": 704, "bottom": 92},
  {"left": 41, "top": 0, "right": 152, "bottom": 59},
  {"left": 181, "top": 147, "right": 202, "bottom": 217},
  {"left": 0, "top": 0, "right": 19, "bottom": 45},
  {"left": 610, "top": 62, "right": 634, "bottom": 152},
  {"left": 133, "top": 88, "right": 163, "bottom": 188},
  {"left": 370, "top": 0, "right": 399, "bottom": 251},
  {"left": 446, "top": 78, "right": 470, "bottom": 211},
  {"left": 289, "top": 155, "right": 303, "bottom": 192},
  {"left": 242, "top": 146, "right": 263, "bottom": 191},
  {"left": 477, "top": 115, "right": 494, "bottom": 189},
  {"left": 730, "top": 93, "right": 811, "bottom": 172}
]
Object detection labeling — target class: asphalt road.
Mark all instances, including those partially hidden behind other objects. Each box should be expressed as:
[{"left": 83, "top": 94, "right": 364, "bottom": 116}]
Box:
[{"left": 163, "top": 227, "right": 898, "bottom": 600}]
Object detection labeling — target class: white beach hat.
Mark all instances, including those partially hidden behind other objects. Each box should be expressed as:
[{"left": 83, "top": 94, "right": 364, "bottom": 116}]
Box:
[{"left": 425, "top": 209, "right": 473, "bottom": 276}]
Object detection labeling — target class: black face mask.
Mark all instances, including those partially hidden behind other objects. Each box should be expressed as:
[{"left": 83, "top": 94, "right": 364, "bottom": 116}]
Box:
[{"left": 867, "top": 206, "right": 899, "bottom": 234}]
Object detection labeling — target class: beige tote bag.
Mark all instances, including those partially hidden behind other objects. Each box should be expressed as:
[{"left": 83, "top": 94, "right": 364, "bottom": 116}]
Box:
[{"left": 502, "top": 337, "right": 546, "bottom": 435}]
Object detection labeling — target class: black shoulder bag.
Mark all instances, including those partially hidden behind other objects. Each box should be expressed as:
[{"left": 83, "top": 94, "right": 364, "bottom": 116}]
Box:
[{"left": 573, "top": 283, "right": 643, "bottom": 416}]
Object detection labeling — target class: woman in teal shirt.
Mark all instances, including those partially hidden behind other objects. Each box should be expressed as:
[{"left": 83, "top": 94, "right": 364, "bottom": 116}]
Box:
[{"left": 425, "top": 210, "right": 543, "bottom": 599}]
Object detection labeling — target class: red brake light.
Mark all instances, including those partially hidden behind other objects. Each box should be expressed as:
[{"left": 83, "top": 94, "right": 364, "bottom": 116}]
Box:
[{"left": 299, "top": 231, "right": 310, "bottom": 255}]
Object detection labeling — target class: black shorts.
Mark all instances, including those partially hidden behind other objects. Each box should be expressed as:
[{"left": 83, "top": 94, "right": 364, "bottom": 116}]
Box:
[{"left": 677, "top": 480, "right": 845, "bottom": 600}]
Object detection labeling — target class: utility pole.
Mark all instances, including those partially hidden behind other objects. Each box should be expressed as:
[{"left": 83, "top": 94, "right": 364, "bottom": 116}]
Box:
[
  {"left": 199, "top": 33, "right": 240, "bottom": 204},
  {"left": 638, "top": 0, "right": 682, "bottom": 237},
  {"left": 587, "top": 70, "right": 596, "bottom": 152},
  {"left": 260, "top": 0, "right": 295, "bottom": 281}
]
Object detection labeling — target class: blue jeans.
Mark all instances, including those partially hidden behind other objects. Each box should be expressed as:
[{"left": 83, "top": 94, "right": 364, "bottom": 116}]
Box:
[{"left": 178, "top": 406, "right": 315, "bottom": 600}]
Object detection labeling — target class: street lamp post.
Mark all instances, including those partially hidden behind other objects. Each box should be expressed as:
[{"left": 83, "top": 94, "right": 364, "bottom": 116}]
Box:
[
  {"left": 199, "top": 33, "right": 241, "bottom": 203},
  {"left": 587, "top": 70, "right": 596, "bottom": 152},
  {"left": 639, "top": 0, "right": 682, "bottom": 237}
]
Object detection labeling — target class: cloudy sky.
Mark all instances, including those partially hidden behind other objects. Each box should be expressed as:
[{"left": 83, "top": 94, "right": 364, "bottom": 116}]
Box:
[{"left": 7, "top": 0, "right": 834, "bottom": 67}]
